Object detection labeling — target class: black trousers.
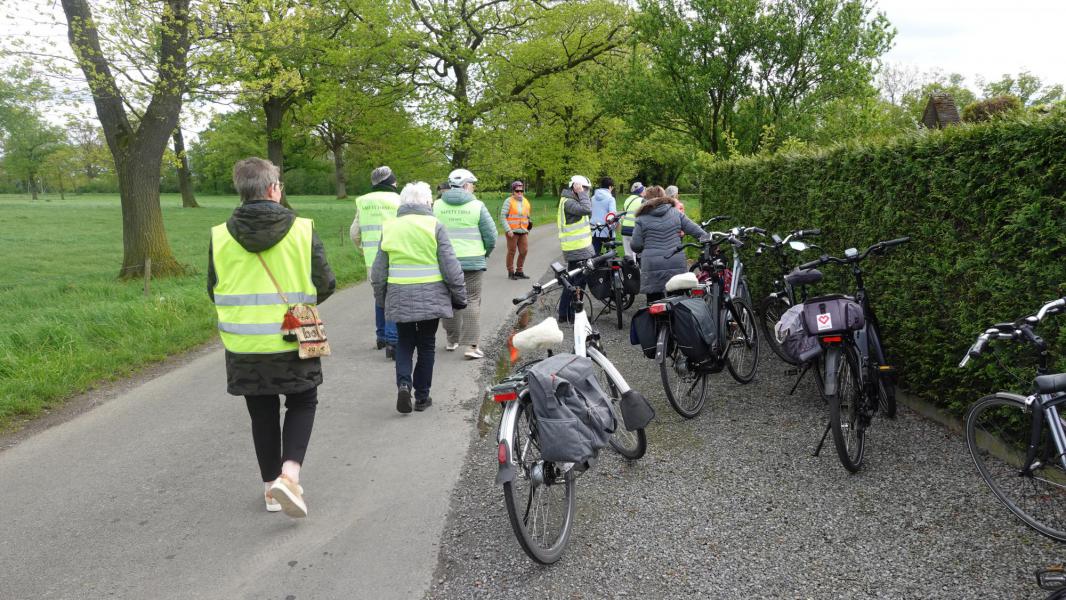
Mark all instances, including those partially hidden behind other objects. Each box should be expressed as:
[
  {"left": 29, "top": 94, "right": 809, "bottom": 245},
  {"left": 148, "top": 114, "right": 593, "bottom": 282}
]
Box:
[{"left": 245, "top": 387, "right": 318, "bottom": 482}]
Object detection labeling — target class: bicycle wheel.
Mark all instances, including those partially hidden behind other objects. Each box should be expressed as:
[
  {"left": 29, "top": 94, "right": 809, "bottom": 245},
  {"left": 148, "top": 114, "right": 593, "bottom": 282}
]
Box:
[
  {"left": 613, "top": 280, "right": 625, "bottom": 330},
  {"left": 965, "top": 394, "right": 1066, "bottom": 542},
  {"left": 867, "top": 323, "right": 897, "bottom": 418},
  {"left": 757, "top": 294, "right": 797, "bottom": 365},
  {"left": 595, "top": 357, "right": 647, "bottom": 459},
  {"left": 503, "top": 400, "right": 577, "bottom": 563},
  {"left": 827, "top": 344, "right": 865, "bottom": 473},
  {"left": 724, "top": 298, "right": 760, "bottom": 384},
  {"left": 658, "top": 326, "right": 708, "bottom": 418}
]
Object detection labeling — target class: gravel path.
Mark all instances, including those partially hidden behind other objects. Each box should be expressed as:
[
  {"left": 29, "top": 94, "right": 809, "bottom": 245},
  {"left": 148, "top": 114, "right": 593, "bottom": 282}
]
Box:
[{"left": 427, "top": 292, "right": 1063, "bottom": 599}]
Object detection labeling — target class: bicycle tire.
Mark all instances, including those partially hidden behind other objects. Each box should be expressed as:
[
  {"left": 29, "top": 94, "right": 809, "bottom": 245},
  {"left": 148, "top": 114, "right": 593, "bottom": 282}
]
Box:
[
  {"left": 757, "top": 294, "right": 797, "bottom": 365},
  {"left": 595, "top": 357, "right": 647, "bottom": 459},
  {"left": 613, "top": 280, "right": 625, "bottom": 330},
  {"left": 724, "top": 298, "right": 760, "bottom": 384},
  {"left": 965, "top": 394, "right": 1066, "bottom": 542},
  {"left": 503, "top": 400, "right": 577, "bottom": 563},
  {"left": 867, "top": 323, "right": 897, "bottom": 418},
  {"left": 827, "top": 343, "right": 866, "bottom": 473},
  {"left": 658, "top": 326, "right": 708, "bottom": 418}
]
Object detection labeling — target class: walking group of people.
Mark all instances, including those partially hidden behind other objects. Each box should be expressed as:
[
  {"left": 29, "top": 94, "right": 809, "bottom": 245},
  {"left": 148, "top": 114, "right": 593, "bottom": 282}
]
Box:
[{"left": 208, "top": 156, "right": 698, "bottom": 519}]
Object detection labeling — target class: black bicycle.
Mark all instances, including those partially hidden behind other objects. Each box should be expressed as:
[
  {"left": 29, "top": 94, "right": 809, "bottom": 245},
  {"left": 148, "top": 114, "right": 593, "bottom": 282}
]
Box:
[
  {"left": 589, "top": 213, "right": 638, "bottom": 330},
  {"left": 960, "top": 296, "right": 1066, "bottom": 541},
  {"left": 755, "top": 228, "right": 823, "bottom": 365},
  {"left": 797, "top": 237, "right": 909, "bottom": 472}
]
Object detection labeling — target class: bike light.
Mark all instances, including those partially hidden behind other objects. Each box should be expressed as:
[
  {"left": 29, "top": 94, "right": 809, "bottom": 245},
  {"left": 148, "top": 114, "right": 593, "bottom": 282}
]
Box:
[
  {"left": 611, "top": 265, "right": 621, "bottom": 271},
  {"left": 648, "top": 303, "right": 668, "bottom": 315},
  {"left": 493, "top": 390, "right": 518, "bottom": 402},
  {"left": 820, "top": 336, "right": 843, "bottom": 344},
  {"left": 690, "top": 289, "right": 705, "bottom": 297},
  {"left": 498, "top": 442, "right": 508, "bottom": 464}
]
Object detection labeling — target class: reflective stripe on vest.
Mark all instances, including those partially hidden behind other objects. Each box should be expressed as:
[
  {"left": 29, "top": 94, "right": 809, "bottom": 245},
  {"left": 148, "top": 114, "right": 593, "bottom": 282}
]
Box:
[
  {"left": 212, "top": 218, "right": 316, "bottom": 354},
  {"left": 504, "top": 196, "right": 531, "bottom": 229},
  {"left": 621, "top": 195, "right": 642, "bottom": 229},
  {"left": 434, "top": 199, "right": 486, "bottom": 258},
  {"left": 381, "top": 214, "right": 444, "bottom": 284},
  {"left": 557, "top": 197, "right": 592, "bottom": 251},
  {"left": 355, "top": 191, "right": 400, "bottom": 267}
]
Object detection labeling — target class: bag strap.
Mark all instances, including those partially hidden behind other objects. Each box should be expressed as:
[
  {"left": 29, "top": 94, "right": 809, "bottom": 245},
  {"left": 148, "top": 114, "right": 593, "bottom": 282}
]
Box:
[{"left": 256, "top": 254, "right": 290, "bottom": 305}]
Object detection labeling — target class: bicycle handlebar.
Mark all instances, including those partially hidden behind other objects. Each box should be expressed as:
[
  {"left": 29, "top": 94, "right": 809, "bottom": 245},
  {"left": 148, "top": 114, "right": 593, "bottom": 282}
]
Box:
[
  {"left": 511, "top": 254, "right": 615, "bottom": 309},
  {"left": 958, "top": 297, "right": 1066, "bottom": 367},
  {"left": 700, "top": 215, "right": 732, "bottom": 227},
  {"left": 797, "top": 236, "right": 911, "bottom": 271}
]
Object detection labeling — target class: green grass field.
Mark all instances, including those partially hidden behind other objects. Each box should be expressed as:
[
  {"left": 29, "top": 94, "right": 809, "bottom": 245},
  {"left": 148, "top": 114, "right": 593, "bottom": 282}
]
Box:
[{"left": 0, "top": 190, "right": 696, "bottom": 429}]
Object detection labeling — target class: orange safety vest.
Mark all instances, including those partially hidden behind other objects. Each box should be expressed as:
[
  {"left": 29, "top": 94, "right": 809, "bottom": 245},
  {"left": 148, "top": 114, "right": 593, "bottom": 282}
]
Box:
[{"left": 505, "top": 196, "right": 531, "bottom": 230}]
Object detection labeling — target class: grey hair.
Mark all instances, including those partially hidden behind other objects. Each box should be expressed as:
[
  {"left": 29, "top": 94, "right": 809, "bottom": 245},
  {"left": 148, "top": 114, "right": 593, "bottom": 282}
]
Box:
[
  {"left": 665, "top": 185, "right": 679, "bottom": 198},
  {"left": 400, "top": 181, "right": 433, "bottom": 207},
  {"left": 232, "top": 157, "right": 279, "bottom": 203}
]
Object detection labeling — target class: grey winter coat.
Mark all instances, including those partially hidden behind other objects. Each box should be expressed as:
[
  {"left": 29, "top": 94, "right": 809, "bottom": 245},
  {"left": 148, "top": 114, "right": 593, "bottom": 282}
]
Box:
[
  {"left": 371, "top": 204, "right": 467, "bottom": 323},
  {"left": 435, "top": 189, "right": 497, "bottom": 272},
  {"left": 207, "top": 199, "right": 337, "bottom": 396},
  {"left": 630, "top": 196, "right": 708, "bottom": 294},
  {"left": 559, "top": 187, "right": 595, "bottom": 262}
]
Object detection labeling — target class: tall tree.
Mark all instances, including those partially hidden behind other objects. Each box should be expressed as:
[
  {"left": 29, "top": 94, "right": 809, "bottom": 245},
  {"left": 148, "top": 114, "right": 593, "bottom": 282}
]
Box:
[
  {"left": 60, "top": 0, "right": 191, "bottom": 277},
  {"left": 1, "top": 108, "right": 62, "bottom": 200},
  {"left": 405, "top": 0, "right": 628, "bottom": 167},
  {"left": 172, "top": 123, "right": 199, "bottom": 207},
  {"left": 981, "top": 71, "right": 1064, "bottom": 106}
]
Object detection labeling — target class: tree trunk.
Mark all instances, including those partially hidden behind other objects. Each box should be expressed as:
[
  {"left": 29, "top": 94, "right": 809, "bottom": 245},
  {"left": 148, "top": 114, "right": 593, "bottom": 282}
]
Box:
[
  {"left": 332, "top": 137, "right": 347, "bottom": 199},
  {"left": 534, "top": 169, "right": 545, "bottom": 198},
  {"left": 29, "top": 178, "right": 38, "bottom": 201},
  {"left": 116, "top": 153, "right": 183, "bottom": 278},
  {"left": 56, "top": 169, "right": 64, "bottom": 200},
  {"left": 264, "top": 96, "right": 292, "bottom": 209},
  {"left": 173, "top": 126, "right": 199, "bottom": 208}
]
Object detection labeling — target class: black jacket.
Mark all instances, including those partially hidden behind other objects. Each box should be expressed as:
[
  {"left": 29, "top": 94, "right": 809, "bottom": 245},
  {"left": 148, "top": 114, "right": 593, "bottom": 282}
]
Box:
[{"left": 207, "top": 199, "right": 337, "bottom": 396}]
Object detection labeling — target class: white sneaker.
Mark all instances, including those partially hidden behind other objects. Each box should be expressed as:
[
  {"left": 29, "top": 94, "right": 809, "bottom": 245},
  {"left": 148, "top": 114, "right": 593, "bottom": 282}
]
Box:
[
  {"left": 464, "top": 346, "right": 485, "bottom": 360},
  {"left": 446, "top": 342, "right": 460, "bottom": 351},
  {"left": 269, "top": 476, "right": 307, "bottom": 518},
  {"left": 264, "top": 481, "right": 302, "bottom": 513}
]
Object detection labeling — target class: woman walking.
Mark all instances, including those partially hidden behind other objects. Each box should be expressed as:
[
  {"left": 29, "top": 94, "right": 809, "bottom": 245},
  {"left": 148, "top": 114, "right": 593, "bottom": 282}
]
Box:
[
  {"left": 629, "top": 185, "right": 707, "bottom": 304},
  {"left": 208, "top": 157, "right": 336, "bottom": 519},
  {"left": 372, "top": 182, "right": 467, "bottom": 413}
]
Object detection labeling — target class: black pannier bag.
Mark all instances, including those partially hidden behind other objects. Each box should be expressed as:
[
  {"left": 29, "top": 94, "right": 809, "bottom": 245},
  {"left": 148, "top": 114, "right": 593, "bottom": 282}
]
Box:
[
  {"left": 774, "top": 303, "right": 822, "bottom": 364},
  {"left": 588, "top": 262, "right": 641, "bottom": 301},
  {"left": 526, "top": 353, "right": 616, "bottom": 463},
  {"left": 801, "top": 294, "right": 865, "bottom": 335},
  {"left": 630, "top": 308, "right": 658, "bottom": 359},
  {"left": 671, "top": 297, "right": 720, "bottom": 363},
  {"left": 621, "top": 260, "right": 641, "bottom": 295}
]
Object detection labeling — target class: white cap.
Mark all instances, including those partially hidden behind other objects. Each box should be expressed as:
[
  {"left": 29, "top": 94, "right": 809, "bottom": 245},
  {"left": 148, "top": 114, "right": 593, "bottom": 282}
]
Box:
[
  {"left": 448, "top": 168, "right": 477, "bottom": 187},
  {"left": 569, "top": 175, "right": 591, "bottom": 189}
]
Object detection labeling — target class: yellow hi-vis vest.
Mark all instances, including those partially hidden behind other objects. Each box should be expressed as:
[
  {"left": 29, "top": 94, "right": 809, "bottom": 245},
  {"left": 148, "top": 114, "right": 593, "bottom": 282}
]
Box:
[
  {"left": 355, "top": 190, "right": 401, "bottom": 267},
  {"left": 434, "top": 198, "right": 486, "bottom": 258},
  {"left": 212, "top": 217, "right": 316, "bottom": 354},
  {"left": 557, "top": 196, "right": 592, "bottom": 252},
  {"left": 503, "top": 196, "right": 531, "bottom": 231},
  {"left": 621, "top": 194, "right": 642, "bottom": 230},
  {"left": 380, "top": 214, "right": 443, "bottom": 284}
]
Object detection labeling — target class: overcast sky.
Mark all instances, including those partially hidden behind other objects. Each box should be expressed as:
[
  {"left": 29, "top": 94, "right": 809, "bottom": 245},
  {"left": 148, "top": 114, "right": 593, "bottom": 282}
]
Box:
[{"left": 875, "top": 0, "right": 1066, "bottom": 86}]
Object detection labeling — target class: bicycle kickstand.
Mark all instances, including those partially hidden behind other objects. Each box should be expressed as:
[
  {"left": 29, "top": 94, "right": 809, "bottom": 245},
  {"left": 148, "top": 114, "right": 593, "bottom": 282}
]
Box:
[
  {"left": 812, "top": 421, "right": 832, "bottom": 457},
  {"left": 788, "top": 362, "right": 812, "bottom": 396}
]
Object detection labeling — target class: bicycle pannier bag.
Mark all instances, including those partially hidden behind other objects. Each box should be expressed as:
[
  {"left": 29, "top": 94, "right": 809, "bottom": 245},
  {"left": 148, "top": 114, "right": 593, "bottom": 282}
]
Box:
[
  {"left": 587, "top": 266, "right": 613, "bottom": 301},
  {"left": 801, "top": 294, "right": 865, "bottom": 335},
  {"left": 526, "top": 353, "right": 616, "bottom": 463},
  {"left": 671, "top": 297, "right": 720, "bottom": 362},
  {"left": 774, "top": 303, "right": 822, "bottom": 364},
  {"left": 621, "top": 260, "right": 641, "bottom": 295},
  {"left": 630, "top": 308, "right": 658, "bottom": 359}
]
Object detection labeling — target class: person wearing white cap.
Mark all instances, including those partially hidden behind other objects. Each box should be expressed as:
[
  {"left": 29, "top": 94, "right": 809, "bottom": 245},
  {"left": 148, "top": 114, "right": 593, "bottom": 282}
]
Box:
[
  {"left": 350, "top": 166, "right": 401, "bottom": 357},
  {"left": 556, "top": 174, "right": 594, "bottom": 323},
  {"left": 435, "top": 168, "right": 498, "bottom": 359},
  {"left": 620, "top": 182, "right": 646, "bottom": 259}
]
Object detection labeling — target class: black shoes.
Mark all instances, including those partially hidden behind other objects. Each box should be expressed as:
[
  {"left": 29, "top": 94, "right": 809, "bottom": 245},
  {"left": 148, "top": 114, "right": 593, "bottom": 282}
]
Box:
[
  {"left": 396, "top": 386, "right": 412, "bottom": 413},
  {"left": 414, "top": 396, "right": 433, "bottom": 411},
  {"left": 384, "top": 344, "right": 395, "bottom": 360},
  {"left": 514, "top": 271, "right": 529, "bottom": 279},
  {"left": 508, "top": 271, "right": 516, "bottom": 280},
  {"left": 376, "top": 339, "right": 387, "bottom": 350}
]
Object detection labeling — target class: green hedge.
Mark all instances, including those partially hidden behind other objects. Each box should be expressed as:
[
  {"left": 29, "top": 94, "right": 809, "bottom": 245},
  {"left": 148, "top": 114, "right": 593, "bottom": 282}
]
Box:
[{"left": 699, "top": 115, "right": 1066, "bottom": 414}]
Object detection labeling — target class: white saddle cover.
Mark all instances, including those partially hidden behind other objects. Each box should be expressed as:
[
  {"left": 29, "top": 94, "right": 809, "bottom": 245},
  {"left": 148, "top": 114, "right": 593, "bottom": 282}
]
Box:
[
  {"left": 512, "top": 317, "right": 565, "bottom": 353},
  {"left": 665, "top": 272, "right": 699, "bottom": 292}
]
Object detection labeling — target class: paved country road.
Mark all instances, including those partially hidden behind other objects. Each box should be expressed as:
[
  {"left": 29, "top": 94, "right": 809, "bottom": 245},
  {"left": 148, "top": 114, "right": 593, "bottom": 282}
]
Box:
[
  {"left": 427, "top": 293, "right": 1064, "bottom": 599},
  {"left": 0, "top": 226, "right": 560, "bottom": 600}
]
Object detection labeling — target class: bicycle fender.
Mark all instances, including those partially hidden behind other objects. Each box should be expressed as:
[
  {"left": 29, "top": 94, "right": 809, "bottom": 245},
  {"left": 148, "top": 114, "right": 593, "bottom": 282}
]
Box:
[
  {"left": 822, "top": 346, "right": 841, "bottom": 397},
  {"left": 993, "top": 392, "right": 1029, "bottom": 404},
  {"left": 495, "top": 401, "right": 520, "bottom": 485}
]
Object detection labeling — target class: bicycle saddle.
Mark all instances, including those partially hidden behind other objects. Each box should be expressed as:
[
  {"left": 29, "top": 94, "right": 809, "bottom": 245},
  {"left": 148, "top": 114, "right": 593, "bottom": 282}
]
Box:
[
  {"left": 665, "top": 272, "right": 700, "bottom": 292},
  {"left": 512, "top": 317, "right": 565, "bottom": 353},
  {"left": 785, "top": 267, "right": 823, "bottom": 286},
  {"left": 1036, "top": 373, "right": 1066, "bottom": 395}
]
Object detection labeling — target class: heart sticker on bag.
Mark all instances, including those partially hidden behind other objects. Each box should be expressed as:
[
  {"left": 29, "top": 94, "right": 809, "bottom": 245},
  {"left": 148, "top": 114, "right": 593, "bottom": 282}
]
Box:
[{"left": 816, "top": 313, "right": 832, "bottom": 331}]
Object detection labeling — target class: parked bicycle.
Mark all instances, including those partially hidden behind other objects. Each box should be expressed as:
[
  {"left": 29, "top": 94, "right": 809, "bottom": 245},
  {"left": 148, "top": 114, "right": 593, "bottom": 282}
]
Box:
[
  {"left": 755, "top": 228, "right": 823, "bottom": 365},
  {"left": 589, "top": 212, "right": 638, "bottom": 330},
  {"left": 959, "top": 296, "right": 1066, "bottom": 541},
  {"left": 794, "top": 237, "right": 909, "bottom": 472},
  {"left": 492, "top": 255, "right": 652, "bottom": 563}
]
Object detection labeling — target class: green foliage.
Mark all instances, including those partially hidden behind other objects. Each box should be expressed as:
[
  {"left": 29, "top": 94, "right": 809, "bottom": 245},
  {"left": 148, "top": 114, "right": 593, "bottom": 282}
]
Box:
[
  {"left": 981, "top": 71, "right": 1065, "bottom": 107},
  {"left": 962, "top": 95, "right": 1023, "bottom": 123},
  {"left": 698, "top": 115, "right": 1066, "bottom": 414}
]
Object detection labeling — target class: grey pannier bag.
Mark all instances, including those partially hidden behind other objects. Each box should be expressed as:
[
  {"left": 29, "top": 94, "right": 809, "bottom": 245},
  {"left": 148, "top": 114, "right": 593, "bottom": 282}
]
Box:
[
  {"left": 527, "top": 353, "right": 616, "bottom": 463},
  {"left": 774, "top": 303, "right": 822, "bottom": 364},
  {"left": 801, "top": 294, "right": 865, "bottom": 335}
]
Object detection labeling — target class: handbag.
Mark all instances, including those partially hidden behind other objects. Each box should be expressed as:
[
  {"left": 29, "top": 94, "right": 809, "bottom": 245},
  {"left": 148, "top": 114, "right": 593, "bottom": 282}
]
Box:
[{"left": 257, "top": 254, "right": 331, "bottom": 359}]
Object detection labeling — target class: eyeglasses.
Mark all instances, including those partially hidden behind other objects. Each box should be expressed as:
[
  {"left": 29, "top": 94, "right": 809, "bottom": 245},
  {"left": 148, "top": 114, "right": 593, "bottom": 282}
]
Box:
[{"left": 514, "top": 188, "right": 524, "bottom": 192}]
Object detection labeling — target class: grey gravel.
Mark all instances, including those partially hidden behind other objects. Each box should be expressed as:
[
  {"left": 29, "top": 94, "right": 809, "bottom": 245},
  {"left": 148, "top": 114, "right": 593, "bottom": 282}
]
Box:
[{"left": 427, "top": 293, "right": 1062, "bottom": 600}]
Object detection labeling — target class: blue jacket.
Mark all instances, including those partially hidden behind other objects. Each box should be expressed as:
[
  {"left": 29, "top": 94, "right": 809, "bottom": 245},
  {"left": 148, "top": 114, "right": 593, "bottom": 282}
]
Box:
[{"left": 590, "top": 188, "right": 617, "bottom": 239}]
